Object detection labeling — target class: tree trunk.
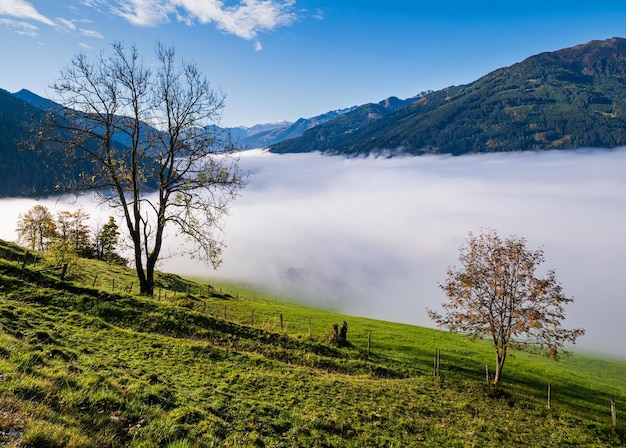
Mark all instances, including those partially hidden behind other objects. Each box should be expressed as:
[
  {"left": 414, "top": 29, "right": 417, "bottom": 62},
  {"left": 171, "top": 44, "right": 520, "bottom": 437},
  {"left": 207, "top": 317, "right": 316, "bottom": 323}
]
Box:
[
  {"left": 493, "top": 348, "right": 507, "bottom": 387},
  {"left": 139, "top": 277, "right": 153, "bottom": 296},
  {"left": 132, "top": 234, "right": 151, "bottom": 295},
  {"left": 493, "top": 362, "right": 502, "bottom": 386},
  {"left": 143, "top": 262, "right": 155, "bottom": 296},
  {"left": 141, "top": 222, "right": 163, "bottom": 297}
]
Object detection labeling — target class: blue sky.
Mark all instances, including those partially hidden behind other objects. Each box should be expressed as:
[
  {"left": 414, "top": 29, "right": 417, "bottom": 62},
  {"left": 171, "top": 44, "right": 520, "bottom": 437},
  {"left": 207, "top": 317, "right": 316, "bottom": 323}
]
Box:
[{"left": 2, "top": 1, "right": 626, "bottom": 127}]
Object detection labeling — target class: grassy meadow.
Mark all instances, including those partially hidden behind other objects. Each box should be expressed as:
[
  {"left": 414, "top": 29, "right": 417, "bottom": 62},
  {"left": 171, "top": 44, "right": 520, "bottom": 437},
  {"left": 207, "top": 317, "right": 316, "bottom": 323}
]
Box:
[{"left": 0, "top": 239, "right": 624, "bottom": 447}]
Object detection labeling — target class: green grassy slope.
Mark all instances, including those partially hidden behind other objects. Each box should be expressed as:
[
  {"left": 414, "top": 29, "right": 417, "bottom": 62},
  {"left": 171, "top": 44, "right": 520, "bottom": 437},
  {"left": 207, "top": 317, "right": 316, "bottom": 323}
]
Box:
[{"left": 0, "top": 239, "right": 624, "bottom": 447}]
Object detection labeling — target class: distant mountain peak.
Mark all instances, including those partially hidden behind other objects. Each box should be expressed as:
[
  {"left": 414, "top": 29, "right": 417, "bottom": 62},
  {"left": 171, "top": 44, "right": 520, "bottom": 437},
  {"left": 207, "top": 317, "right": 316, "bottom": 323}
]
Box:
[{"left": 12, "top": 89, "right": 61, "bottom": 112}]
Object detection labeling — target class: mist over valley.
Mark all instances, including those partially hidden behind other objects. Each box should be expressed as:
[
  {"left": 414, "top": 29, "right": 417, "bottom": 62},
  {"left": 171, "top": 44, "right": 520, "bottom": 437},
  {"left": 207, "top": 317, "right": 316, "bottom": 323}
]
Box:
[{"left": 2, "top": 148, "right": 624, "bottom": 358}]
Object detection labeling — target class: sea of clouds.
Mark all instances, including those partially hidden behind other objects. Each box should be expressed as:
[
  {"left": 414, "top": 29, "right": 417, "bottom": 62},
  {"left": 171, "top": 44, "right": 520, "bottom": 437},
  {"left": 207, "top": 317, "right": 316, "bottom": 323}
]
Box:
[{"left": 1, "top": 148, "right": 625, "bottom": 358}]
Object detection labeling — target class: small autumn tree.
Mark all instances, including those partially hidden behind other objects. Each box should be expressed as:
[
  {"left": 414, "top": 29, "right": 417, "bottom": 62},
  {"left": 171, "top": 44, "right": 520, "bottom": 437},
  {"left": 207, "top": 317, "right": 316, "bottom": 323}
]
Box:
[
  {"left": 55, "top": 207, "right": 92, "bottom": 256},
  {"left": 16, "top": 205, "right": 58, "bottom": 251},
  {"left": 428, "top": 228, "right": 585, "bottom": 386}
]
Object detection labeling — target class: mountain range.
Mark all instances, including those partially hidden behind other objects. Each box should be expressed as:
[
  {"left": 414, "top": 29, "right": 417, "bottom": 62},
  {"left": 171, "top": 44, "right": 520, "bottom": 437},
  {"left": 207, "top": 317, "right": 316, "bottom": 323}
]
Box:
[
  {"left": 224, "top": 94, "right": 424, "bottom": 149},
  {"left": 270, "top": 37, "right": 626, "bottom": 155},
  {"left": 2, "top": 37, "right": 626, "bottom": 196}
]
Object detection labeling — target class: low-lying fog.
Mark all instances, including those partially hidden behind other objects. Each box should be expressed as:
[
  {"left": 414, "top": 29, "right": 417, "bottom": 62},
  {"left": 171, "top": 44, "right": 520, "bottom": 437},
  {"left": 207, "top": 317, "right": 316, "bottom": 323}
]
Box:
[{"left": 1, "top": 148, "right": 625, "bottom": 358}]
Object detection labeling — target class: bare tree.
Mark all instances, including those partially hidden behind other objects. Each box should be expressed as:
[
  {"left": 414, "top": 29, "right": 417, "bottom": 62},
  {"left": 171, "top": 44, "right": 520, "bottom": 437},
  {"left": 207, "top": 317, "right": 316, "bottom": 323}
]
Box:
[
  {"left": 46, "top": 41, "right": 246, "bottom": 295},
  {"left": 428, "top": 228, "right": 584, "bottom": 386}
]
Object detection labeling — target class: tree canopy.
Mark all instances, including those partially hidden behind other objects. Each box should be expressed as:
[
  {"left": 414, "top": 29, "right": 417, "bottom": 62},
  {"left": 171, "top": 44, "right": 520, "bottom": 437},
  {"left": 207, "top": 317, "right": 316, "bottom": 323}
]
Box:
[
  {"left": 16, "top": 204, "right": 57, "bottom": 252},
  {"left": 428, "top": 228, "right": 585, "bottom": 386}
]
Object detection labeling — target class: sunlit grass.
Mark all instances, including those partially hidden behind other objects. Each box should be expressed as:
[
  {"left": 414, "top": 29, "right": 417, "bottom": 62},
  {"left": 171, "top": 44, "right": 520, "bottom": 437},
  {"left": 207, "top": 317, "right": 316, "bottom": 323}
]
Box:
[{"left": 0, "top": 238, "right": 624, "bottom": 446}]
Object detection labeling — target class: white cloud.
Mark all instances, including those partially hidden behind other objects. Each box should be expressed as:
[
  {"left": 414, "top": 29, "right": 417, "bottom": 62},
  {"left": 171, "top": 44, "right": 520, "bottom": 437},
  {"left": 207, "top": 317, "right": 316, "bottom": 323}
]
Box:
[
  {"left": 109, "top": 0, "right": 174, "bottom": 26},
  {"left": 99, "top": 0, "right": 297, "bottom": 40},
  {"left": 312, "top": 8, "right": 324, "bottom": 20},
  {"left": 182, "top": 0, "right": 297, "bottom": 40},
  {"left": 254, "top": 40, "right": 263, "bottom": 51},
  {"left": 79, "top": 27, "right": 105, "bottom": 38},
  {"left": 56, "top": 17, "right": 77, "bottom": 31},
  {"left": 0, "top": 17, "right": 39, "bottom": 37},
  {"left": 0, "top": 1, "right": 103, "bottom": 39},
  {"left": 0, "top": 0, "right": 54, "bottom": 25}
]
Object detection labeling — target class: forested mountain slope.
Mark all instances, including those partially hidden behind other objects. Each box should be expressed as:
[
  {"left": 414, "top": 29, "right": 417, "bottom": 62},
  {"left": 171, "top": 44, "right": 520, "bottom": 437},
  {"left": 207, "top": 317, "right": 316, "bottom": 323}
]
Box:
[
  {"left": 270, "top": 37, "right": 626, "bottom": 155},
  {"left": 0, "top": 89, "right": 63, "bottom": 196}
]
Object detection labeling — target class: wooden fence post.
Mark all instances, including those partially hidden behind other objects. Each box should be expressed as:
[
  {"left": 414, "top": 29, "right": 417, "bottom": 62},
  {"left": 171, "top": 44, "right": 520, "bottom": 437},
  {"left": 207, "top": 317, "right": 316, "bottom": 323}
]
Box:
[
  {"left": 367, "top": 331, "right": 371, "bottom": 355},
  {"left": 223, "top": 306, "right": 227, "bottom": 321},
  {"left": 308, "top": 316, "right": 312, "bottom": 337},
  {"left": 611, "top": 399, "right": 617, "bottom": 428},
  {"left": 280, "top": 314, "right": 284, "bottom": 332},
  {"left": 434, "top": 349, "right": 440, "bottom": 377},
  {"left": 92, "top": 273, "right": 99, "bottom": 288},
  {"left": 486, "top": 364, "right": 489, "bottom": 385},
  {"left": 251, "top": 310, "right": 255, "bottom": 326},
  {"left": 60, "top": 263, "right": 68, "bottom": 280},
  {"left": 434, "top": 349, "right": 441, "bottom": 377}
]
